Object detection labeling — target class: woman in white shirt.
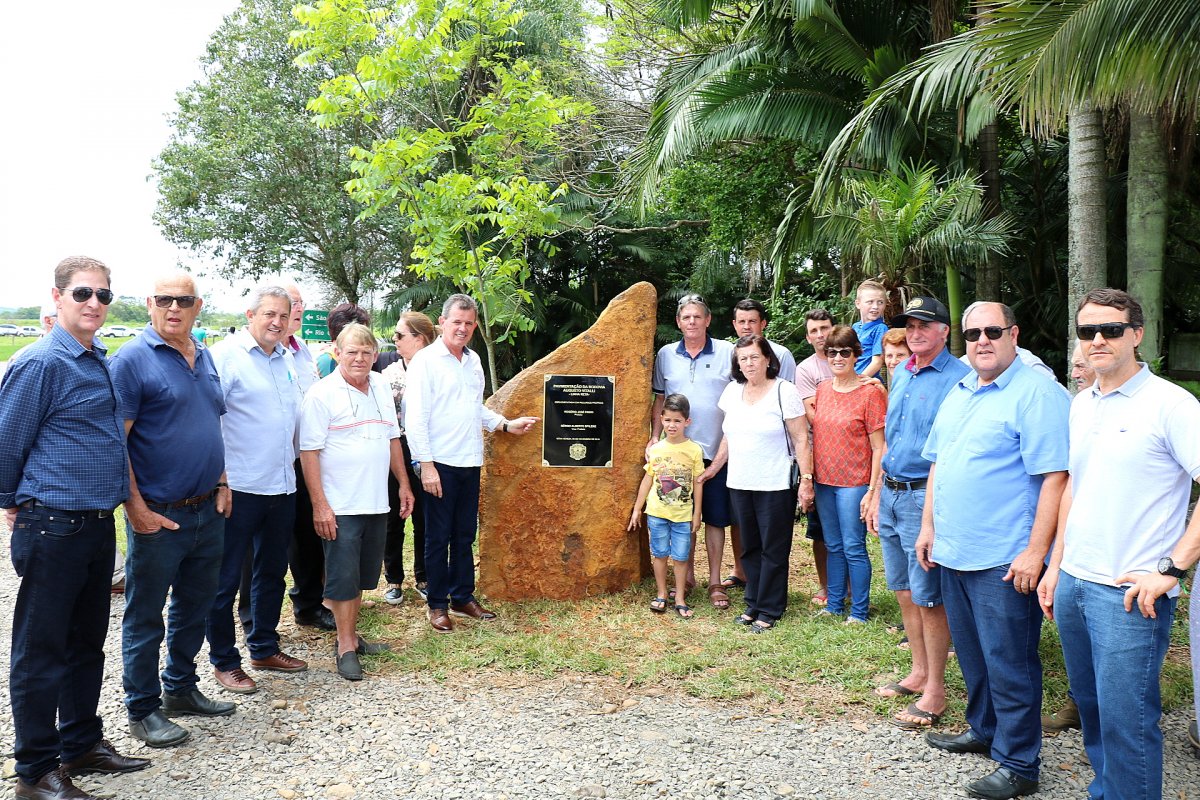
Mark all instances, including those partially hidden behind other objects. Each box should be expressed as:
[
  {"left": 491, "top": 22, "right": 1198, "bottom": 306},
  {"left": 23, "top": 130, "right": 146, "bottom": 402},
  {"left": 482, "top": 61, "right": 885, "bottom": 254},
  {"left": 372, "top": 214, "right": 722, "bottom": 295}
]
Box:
[{"left": 714, "top": 335, "right": 813, "bottom": 633}]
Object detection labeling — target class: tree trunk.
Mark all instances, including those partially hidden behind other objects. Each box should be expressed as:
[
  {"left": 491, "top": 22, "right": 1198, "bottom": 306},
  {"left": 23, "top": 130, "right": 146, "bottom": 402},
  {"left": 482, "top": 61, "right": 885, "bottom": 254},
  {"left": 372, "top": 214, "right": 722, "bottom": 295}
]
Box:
[
  {"left": 945, "top": 264, "right": 965, "bottom": 356},
  {"left": 1067, "top": 103, "right": 1107, "bottom": 361},
  {"left": 1126, "top": 111, "right": 1168, "bottom": 367},
  {"left": 977, "top": 120, "right": 1003, "bottom": 301},
  {"left": 930, "top": 0, "right": 955, "bottom": 43}
]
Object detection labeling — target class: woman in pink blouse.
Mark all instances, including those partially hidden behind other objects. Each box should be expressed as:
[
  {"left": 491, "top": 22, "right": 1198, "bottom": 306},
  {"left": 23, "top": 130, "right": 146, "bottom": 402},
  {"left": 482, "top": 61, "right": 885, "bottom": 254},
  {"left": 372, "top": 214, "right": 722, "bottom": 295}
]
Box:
[{"left": 811, "top": 325, "right": 886, "bottom": 624}]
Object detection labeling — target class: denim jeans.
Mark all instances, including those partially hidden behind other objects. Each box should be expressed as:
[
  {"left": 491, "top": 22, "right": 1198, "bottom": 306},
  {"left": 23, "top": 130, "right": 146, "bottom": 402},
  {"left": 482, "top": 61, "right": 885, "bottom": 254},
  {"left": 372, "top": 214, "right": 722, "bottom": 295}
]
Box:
[
  {"left": 422, "top": 464, "right": 480, "bottom": 609},
  {"left": 941, "top": 564, "right": 1044, "bottom": 781},
  {"left": 877, "top": 486, "right": 941, "bottom": 607},
  {"left": 815, "top": 483, "right": 871, "bottom": 621},
  {"left": 206, "top": 491, "right": 295, "bottom": 670},
  {"left": 1192, "top": 582, "right": 1199, "bottom": 729},
  {"left": 1055, "top": 573, "right": 1176, "bottom": 800},
  {"left": 9, "top": 505, "right": 115, "bottom": 783},
  {"left": 646, "top": 516, "right": 692, "bottom": 562},
  {"left": 122, "top": 498, "right": 224, "bottom": 721}
]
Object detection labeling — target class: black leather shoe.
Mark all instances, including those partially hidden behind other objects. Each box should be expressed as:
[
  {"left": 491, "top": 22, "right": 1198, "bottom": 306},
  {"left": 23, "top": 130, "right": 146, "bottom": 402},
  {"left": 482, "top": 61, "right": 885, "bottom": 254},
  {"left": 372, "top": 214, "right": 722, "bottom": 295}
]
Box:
[
  {"left": 15, "top": 767, "right": 100, "bottom": 799},
  {"left": 966, "top": 766, "right": 1039, "bottom": 799},
  {"left": 926, "top": 728, "right": 992, "bottom": 754},
  {"left": 336, "top": 650, "right": 363, "bottom": 681},
  {"left": 162, "top": 688, "right": 237, "bottom": 717},
  {"left": 61, "top": 738, "right": 150, "bottom": 776},
  {"left": 129, "top": 709, "right": 191, "bottom": 748},
  {"left": 295, "top": 606, "right": 336, "bottom": 631}
]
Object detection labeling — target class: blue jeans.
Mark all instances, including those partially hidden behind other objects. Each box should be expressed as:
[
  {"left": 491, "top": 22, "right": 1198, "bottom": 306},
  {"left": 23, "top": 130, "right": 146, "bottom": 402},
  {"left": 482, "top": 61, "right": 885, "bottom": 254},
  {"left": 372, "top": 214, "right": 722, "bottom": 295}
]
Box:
[
  {"left": 1055, "top": 573, "right": 1176, "bottom": 800},
  {"left": 206, "top": 491, "right": 295, "bottom": 670},
  {"left": 423, "top": 464, "right": 481, "bottom": 610},
  {"left": 122, "top": 498, "right": 224, "bottom": 721},
  {"left": 877, "top": 486, "right": 941, "bottom": 607},
  {"left": 646, "top": 516, "right": 692, "bottom": 562},
  {"left": 9, "top": 505, "right": 115, "bottom": 783},
  {"left": 815, "top": 484, "right": 871, "bottom": 621},
  {"left": 941, "top": 565, "right": 1043, "bottom": 781}
]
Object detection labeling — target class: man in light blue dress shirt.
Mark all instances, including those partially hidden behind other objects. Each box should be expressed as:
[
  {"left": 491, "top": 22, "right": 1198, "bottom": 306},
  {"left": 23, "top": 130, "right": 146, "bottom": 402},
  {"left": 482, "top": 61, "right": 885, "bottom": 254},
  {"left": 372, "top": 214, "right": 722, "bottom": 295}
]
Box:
[{"left": 206, "top": 286, "right": 307, "bottom": 694}]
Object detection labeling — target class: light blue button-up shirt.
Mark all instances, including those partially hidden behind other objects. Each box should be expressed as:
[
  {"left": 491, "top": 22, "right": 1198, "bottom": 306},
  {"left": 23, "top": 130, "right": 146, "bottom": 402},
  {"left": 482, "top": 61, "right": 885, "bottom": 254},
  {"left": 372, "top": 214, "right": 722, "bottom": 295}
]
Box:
[
  {"left": 882, "top": 347, "right": 970, "bottom": 482},
  {"left": 923, "top": 357, "right": 1069, "bottom": 571},
  {"left": 209, "top": 329, "right": 300, "bottom": 495}
]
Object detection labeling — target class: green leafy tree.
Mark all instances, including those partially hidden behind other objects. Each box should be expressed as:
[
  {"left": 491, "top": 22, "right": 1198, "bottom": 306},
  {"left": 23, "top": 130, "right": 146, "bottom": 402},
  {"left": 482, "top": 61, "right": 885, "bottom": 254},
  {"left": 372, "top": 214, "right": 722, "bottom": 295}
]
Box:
[
  {"left": 152, "top": 0, "right": 412, "bottom": 303},
  {"left": 293, "top": 0, "right": 592, "bottom": 389}
]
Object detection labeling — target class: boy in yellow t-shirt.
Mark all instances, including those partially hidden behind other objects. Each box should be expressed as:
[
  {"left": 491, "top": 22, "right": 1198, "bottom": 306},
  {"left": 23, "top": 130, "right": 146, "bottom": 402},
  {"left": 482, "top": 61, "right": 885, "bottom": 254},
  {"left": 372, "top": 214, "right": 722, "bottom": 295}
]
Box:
[{"left": 629, "top": 394, "right": 704, "bottom": 618}]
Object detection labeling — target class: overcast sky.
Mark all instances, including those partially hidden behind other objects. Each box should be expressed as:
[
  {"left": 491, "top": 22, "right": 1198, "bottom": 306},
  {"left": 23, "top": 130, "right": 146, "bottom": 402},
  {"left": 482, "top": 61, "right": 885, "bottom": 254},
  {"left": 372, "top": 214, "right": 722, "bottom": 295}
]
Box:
[{"left": 0, "top": 0, "right": 321, "bottom": 312}]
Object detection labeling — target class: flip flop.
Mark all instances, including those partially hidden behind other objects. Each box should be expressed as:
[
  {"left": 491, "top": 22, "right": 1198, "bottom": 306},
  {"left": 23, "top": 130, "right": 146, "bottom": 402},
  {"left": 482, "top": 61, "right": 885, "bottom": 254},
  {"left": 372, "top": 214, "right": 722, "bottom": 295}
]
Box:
[
  {"left": 675, "top": 604, "right": 693, "bottom": 619},
  {"left": 810, "top": 591, "right": 828, "bottom": 606},
  {"left": 708, "top": 585, "right": 730, "bottom": 609},
  {"left": 719, "top": 575, "right": 746, "bottom": 589},
  {"left": 893, "top": 702, "right": 943, "bottom": 730},
  {"left": 649, "top": 597, "right": 667, "bottom": 613},
  {"left": 874, "top": 682, "right": 917, "bottom": 698}
]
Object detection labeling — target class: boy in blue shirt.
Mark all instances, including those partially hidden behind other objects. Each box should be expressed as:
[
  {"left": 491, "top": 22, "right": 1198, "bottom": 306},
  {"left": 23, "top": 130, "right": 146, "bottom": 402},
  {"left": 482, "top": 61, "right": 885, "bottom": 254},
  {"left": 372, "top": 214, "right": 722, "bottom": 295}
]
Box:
[{"left": 852, "top": 280, "right": 887, "bottom": 376}]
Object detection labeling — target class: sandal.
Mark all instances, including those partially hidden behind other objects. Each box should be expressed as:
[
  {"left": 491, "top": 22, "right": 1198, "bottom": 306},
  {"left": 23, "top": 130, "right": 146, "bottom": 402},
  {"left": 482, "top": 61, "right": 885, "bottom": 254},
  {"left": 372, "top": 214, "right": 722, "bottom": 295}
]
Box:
[
  {"left": 649, "top": 597, "right": 667, "bottom": 613},
  {"left": 733, "top": 613, "right": 754, "bottom": 626},
  {"left": 874, "top": 682, "right": 918, "bottom": 698},
  {"left": 810, "top": 590, "right": 828, "bottom": 606},
  {"left": 893, "top": 702, "right": 943, "bottom": 730},
  {"left": 708, "top": 585, "right": 730, "bottom": 609},
  {"left": 749, "top": 620, "right": 775, "bottom": 634},
  {"left": 719, "top": 575, "right": 746, "bottom": 590},
  {"left": 675, "top": 604, "right": 693, "bottom": 619}
]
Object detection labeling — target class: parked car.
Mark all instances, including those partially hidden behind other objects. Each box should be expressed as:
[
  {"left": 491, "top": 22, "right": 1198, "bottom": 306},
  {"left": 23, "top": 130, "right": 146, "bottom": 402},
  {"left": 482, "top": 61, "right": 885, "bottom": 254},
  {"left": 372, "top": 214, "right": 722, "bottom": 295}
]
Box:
[
  {"left": 0, "top": 324, "right": 18, "bottom": 336},
  {"left": 19, "top": 326, "right": 39, "bottom": 336},
  {"left": 101, "top": 325, "right": 136, "bottom": 337}
]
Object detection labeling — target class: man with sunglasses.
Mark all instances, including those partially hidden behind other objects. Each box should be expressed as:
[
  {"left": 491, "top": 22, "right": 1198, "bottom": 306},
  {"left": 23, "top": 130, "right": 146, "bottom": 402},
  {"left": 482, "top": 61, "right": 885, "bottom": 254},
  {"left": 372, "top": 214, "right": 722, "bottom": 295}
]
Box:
[
  {"left": 0, "top": 256, "right": 150, "bottom": 800},
  {"left": 916, "top": 301, "right": 1069, "bottom": 800},
  {"left": 1038, "top": 288, "right": 1200, "bottom": 800},
  {"left": 109, "top": 275, "right": 236, "bottom": 748}
]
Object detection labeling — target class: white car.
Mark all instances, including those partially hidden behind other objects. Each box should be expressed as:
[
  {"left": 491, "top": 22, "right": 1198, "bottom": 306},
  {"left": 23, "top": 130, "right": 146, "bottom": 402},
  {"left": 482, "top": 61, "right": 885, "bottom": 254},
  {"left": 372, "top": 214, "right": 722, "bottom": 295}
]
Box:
[
  {"left": 0, "top": 324, "right": 17, "bottom": 336},
  {"left": 102, "top": 325, "right": 136, "bottom": 338},
  {"left": 19, "top": 326, "right": 39, "bottom": 336}
]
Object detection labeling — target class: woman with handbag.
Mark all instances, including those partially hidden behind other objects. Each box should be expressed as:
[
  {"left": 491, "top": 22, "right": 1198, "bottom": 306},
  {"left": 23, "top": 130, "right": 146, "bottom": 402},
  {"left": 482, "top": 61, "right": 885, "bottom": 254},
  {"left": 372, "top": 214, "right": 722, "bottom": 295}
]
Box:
[
  {"left": 810, "top": 325, "right": 886, "bottom": 624},
  {"left": 713, "top": 335, "right": 813, "bottom": 633}
]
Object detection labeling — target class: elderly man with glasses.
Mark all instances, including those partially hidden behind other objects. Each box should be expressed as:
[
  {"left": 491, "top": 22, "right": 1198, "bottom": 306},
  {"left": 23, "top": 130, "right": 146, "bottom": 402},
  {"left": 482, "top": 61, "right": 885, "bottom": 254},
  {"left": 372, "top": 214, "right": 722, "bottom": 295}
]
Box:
[
  {"left": 110, "top": 274, "right": 236, "bottom": 748},
  {"left": 916, "top": 301, "right": 1069, "bottom": 800},
  {"left": 0, "top": 256, "right": 150, "bottom": 800},
  {"left": 648, "top": 294, "right": 738, "bottom": 608},
  {"left": 1038, "top": 288, "right": 1200, "bottom": 800}
]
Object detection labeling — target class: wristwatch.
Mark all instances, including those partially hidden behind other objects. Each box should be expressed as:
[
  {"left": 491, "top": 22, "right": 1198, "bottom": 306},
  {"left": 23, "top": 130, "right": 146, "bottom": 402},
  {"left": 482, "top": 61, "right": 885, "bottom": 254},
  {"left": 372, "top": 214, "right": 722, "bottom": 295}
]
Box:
[{"left": 1157, "top": 557, "right": 1188, "bottom": 579}]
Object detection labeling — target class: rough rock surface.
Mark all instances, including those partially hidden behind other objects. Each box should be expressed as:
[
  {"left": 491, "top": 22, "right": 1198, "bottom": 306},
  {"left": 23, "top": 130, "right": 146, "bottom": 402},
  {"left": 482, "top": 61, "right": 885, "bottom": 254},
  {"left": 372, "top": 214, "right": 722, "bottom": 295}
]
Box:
[{"left": 478, "top": 282, "right": 656, "bottom": 600}]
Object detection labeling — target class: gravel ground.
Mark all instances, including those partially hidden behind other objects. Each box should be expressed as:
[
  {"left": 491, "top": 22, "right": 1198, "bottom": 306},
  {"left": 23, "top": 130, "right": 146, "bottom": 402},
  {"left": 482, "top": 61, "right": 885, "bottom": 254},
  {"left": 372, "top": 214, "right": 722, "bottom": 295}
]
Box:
[{"left": 1, "top": 540, "right": 1197, "bottom": 799}]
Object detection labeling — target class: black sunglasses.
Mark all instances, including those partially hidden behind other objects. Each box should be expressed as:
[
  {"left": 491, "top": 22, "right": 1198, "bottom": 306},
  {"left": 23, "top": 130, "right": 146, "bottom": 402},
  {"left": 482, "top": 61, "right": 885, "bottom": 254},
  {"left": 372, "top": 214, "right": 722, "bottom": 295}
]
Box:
[
  {"left": 963, "top": 325, "right": 1014, "bottom": 342},
  {"left": 153, "top": 295, "right": 198, "bottom": 309},
  {"left": 825, "top": 347, "right": 855, "bottom": 359},
  {"left": 1076, "top": 322, "right": 1137, "bottom": 340},
  {"left": 65, "top": 286, "right": 114, "bottom": 305}
]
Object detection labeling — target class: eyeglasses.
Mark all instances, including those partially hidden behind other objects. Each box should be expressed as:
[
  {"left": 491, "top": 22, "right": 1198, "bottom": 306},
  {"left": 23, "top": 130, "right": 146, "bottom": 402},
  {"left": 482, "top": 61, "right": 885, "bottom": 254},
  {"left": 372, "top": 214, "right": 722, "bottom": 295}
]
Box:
[
  {"left": 153, "top": 295, "right": 197, "bottom": 309},
  {"left": 825, "top": 347, "right": 855, "bottom": 359},
  {"left": 291, "top": 300, "right": 304, "bottom": 308},
  {"left": 64, "top": 286, "right": 114, "bottom": 305},
  {"left": 1076, "top": 322, "right": 1137, "bottom": 340},
  {"left": 963, "top": 325, "right": 1014, "bottom": 342}
]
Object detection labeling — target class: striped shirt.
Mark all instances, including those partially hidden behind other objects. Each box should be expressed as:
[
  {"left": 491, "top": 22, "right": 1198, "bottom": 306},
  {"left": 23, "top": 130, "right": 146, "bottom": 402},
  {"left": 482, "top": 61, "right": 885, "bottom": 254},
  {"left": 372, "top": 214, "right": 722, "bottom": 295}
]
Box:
[{"left": 0, "top": 325, "right": 128, "bottom": 510}]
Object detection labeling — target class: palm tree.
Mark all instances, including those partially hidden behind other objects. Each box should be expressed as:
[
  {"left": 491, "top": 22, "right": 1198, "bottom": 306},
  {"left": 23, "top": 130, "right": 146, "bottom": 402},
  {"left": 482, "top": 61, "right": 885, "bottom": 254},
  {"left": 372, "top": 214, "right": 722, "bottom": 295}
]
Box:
[{"left": 818, "top": 163, "right": 1013, "bottom": 353}]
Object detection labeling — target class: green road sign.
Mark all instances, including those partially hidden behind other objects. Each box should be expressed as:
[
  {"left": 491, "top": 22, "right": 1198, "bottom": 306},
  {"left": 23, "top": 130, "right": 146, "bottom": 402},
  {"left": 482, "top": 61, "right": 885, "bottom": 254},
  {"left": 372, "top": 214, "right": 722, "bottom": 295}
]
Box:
[{"left": 301, "top": 309, "right": 329, "bottom": 341}]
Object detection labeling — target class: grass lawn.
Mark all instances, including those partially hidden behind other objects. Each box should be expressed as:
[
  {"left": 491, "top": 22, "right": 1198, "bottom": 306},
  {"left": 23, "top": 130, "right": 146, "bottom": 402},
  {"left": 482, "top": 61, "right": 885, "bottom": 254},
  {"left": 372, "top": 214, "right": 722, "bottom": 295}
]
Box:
[
  {"left": 0, "top": 336, "right": 134, "bottom": 362},
  {"left": 347, "top": 523, "right": 1194, "bottom": 724}
]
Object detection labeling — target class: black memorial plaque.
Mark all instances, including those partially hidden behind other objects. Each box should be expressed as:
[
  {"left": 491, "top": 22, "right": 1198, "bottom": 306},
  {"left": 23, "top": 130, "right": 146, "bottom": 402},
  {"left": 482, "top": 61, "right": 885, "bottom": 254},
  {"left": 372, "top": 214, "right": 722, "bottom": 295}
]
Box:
[{"left": 542, "top": 375, "right": 615, "bottom": 468}]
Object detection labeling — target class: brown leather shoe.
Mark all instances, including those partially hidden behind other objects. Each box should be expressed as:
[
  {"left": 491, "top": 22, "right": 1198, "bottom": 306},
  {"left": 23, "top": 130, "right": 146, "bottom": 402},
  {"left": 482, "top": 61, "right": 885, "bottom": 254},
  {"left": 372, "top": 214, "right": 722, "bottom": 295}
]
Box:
[
  {"left": 213, "top": 666, "right": 258, "bottom": 694},
  {"left": 249, "top": 651, "right": 308, "bottom": 672},
  {"left": 15, "top": 767, "right": 99, "bottom": 799},
  {"left": 429, "top": 608, "right": 454, "bottom": 633},
  {"left": 61, "top": 738, "right": 150, "bottom": 776},
  {"left": 449, "top": 600, "right": 497, "bottom": 620}
]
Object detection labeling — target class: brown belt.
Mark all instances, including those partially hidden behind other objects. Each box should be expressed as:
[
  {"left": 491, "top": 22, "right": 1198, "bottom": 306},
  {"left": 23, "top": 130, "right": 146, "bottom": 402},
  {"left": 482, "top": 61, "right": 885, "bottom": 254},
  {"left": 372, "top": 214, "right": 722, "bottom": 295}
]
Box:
[{"left": 145, "top": 488, "right": 218, "bottom": 510}]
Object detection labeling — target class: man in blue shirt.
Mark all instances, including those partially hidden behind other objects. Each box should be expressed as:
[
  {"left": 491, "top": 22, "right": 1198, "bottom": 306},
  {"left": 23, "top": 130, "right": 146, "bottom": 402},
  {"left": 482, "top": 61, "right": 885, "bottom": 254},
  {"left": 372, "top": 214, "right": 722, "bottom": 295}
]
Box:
[
  {"left": 110, "top": 274, "right": 236, "bottom": 749},
  {"left": 0, "top": 256, "right": 149, "bottom": 800},
  {"left": 866, "top": 296, "right": 968, "bottom": 732},
  {"left": 917, "top": 302, "right": 1069, "bottom": 800},
  {"left": 206, "top": 285, "right": 307, "bottom": 694}
]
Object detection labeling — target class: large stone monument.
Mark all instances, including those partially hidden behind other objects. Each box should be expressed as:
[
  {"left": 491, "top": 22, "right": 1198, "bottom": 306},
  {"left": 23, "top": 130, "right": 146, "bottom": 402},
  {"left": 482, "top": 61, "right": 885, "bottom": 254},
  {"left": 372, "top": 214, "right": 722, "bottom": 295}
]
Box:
[{"left": 478, "top": 282, "right": 656, "bottom": 600}]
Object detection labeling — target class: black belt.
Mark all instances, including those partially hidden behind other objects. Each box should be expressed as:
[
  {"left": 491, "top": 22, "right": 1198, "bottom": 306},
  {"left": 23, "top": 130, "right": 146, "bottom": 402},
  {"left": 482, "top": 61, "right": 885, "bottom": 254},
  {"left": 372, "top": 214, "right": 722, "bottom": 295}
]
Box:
[
  {"left": 145, "top": 488, "right": 218, "bottom": 510},
  {"left": 883, "top": 476, "right": 928, "bottom": 492},
  {"left": 18, "top": 500, "right": 114, "bottom": 519}
]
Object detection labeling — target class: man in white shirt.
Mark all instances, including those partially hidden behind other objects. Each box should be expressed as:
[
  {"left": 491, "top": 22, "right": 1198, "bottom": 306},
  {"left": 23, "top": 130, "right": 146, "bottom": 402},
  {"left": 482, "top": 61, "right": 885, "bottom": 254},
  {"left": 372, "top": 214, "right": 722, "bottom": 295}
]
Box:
[
  {"left": 403, "top": 294, "right": 539, "bottom": 633},
  {"left": 1039, "top": 288, "right": 1200, "bottom": 800}
]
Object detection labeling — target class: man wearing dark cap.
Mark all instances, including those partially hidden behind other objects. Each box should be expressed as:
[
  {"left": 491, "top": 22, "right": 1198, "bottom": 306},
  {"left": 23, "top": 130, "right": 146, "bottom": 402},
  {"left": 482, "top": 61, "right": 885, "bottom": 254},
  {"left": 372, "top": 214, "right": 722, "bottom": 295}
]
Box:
[{"left": 864, "top": 296, "right": 969, "bottom": 732}]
